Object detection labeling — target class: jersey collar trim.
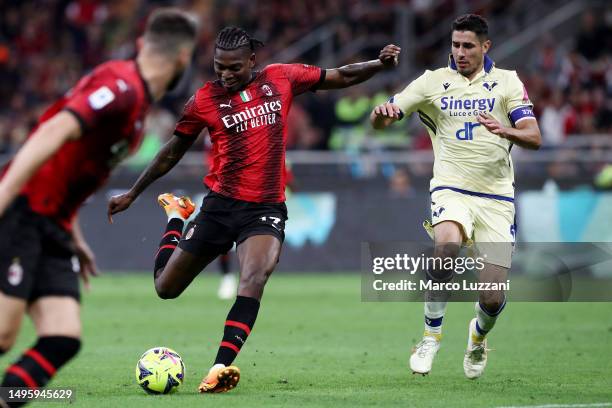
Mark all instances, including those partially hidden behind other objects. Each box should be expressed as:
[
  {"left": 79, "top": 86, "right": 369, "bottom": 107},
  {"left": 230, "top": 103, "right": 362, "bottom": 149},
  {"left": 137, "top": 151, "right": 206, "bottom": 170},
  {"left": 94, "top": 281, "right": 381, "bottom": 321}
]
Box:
[{"left": 448, "top": 54, "right": 494, "bottom": 74}]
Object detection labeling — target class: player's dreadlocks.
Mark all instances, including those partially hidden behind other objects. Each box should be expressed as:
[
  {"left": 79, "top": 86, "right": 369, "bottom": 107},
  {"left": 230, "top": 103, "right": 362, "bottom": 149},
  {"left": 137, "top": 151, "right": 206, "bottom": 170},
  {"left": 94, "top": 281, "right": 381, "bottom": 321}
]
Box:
[{"left": 215, "top": 27, "right": 264, "bottom": 51}]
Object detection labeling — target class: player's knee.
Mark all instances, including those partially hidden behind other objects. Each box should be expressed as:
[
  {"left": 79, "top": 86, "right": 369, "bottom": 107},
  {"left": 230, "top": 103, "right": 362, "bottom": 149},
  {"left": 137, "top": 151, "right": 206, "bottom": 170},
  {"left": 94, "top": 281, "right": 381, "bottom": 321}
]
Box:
[
  {"left": 155, "top": 286, "right": 179, "bottom": 300},
  {"left": 433, "top": 242, "right": 461, "bottom": 259},
  {"left": 426, "top": 267, "right": 453, "bottom": 283},
  {"left": 154, "top": 279, "right": 180, "bottom": 300},
  {"left": 480, "top": 294, "right": 505, "bottom": 315}
]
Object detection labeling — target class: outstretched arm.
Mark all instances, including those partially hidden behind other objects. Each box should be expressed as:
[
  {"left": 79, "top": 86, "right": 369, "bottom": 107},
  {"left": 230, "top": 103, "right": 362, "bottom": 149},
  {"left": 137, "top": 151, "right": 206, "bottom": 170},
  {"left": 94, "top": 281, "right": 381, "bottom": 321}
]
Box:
[
  {"left": 318, "top": 44, "right": 401, "bottom": 90},
  {"left": 0, "top": 111, "right": 81, "bottom": 216},
  {"left": 107, "top": 135, "right": 195, "bottom": 222}
]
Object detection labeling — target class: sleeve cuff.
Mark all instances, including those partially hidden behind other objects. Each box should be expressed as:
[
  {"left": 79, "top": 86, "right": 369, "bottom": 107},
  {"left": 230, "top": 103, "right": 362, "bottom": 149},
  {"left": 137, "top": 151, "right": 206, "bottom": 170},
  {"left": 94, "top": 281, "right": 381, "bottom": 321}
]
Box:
[
  {"left": 174, "top": 130, "right": 197, "bottom": 139},
  {"left": 62, "top": 108, "right": 89, "bottom": 133},
  {"left": 508, "top": 105, "right": 535, "bottom": 127},
  {"left": 310, "top": 68, "right": 326, "bottom": 92},
  {"left": 389, "top": 96, "right": 404, "bottom": 120}
]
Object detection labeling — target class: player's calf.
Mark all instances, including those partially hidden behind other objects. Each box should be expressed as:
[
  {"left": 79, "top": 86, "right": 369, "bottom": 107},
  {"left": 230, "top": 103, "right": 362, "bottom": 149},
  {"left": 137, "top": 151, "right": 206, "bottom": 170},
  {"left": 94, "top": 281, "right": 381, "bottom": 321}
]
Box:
[
  {"left": 237, "top": 267, "right": 273, "bottom": 300},
  {"left": 476, "top": 263, "right": 508, "bottom": 338},
  {"left": 213, "top": 296, "right": 260, "bottom": 366},
  {"left": 154, "top": 194, "right": 195, "bottom": 270},
  {"left": 154, "top": 194, "right": 194, "bottom": 276},
  {"left": 1, "top": 336, "right": 80, "bottom": 402},
  {"left": 154, "top": 217, "right": 185, "bottom": 280},
  {"left": 475, "top": 294, "right": 506, "bottom": 339},
  {"left": 153, "top": 194, "right": 197, "bottom": 299}
]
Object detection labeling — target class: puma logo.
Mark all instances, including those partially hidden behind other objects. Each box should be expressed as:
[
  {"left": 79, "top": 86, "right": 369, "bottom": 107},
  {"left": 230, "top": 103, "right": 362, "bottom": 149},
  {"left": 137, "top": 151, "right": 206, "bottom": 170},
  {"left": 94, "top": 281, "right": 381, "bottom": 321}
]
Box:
[{"left": 220, "top": 100, "right": 232, "bottom": 109}]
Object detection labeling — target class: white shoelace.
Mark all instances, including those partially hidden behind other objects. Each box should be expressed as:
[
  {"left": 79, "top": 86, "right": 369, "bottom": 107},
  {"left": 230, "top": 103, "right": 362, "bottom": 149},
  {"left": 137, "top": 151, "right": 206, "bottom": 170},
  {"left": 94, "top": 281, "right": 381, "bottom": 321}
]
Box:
[
  {"left": 467, "top": 343, "right": 487, "bottom": 362},
  {"left": 415, "top": 339, "right": 438, "bottom": 357}
]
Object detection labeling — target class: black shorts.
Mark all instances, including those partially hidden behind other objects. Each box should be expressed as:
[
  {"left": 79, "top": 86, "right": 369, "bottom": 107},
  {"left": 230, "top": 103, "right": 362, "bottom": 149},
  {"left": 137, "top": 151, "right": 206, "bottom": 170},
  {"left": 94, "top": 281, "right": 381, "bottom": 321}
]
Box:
[
  {"left": 179, "top": 191, "right": 288, "bottom": 256},
  {"left": 0, "top": 197, "right": 79, "bottom": 302}
]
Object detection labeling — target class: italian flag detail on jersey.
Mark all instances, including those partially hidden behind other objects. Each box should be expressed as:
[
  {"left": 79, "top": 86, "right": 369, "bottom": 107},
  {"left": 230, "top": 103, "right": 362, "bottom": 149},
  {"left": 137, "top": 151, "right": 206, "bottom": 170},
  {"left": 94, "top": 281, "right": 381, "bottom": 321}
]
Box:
[{"left": 240, "top": 90, "right": 252, "bottom": 102}]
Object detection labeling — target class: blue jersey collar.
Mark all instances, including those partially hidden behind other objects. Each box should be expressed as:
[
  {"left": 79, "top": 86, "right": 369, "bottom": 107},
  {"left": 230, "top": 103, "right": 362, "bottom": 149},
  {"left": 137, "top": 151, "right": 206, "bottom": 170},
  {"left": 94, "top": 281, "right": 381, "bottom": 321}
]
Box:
[{"left": 448, "top": 54, "right": 494, "bottom": 74}]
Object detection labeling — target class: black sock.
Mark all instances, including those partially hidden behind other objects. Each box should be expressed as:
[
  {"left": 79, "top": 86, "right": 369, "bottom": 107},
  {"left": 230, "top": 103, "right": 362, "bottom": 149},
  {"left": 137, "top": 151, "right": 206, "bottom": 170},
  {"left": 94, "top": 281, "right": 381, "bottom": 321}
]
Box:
[
  {"left": 214, "top": 296, "right": 260, "bottom": 366},
  {"left": 1, "top": 337, "right": 80, "bottom": 406},
  {"left": 0, "top": 347, "right": 6, "bottom": 357},
  {"left": 219, "top": 254, "right": 231, "bottom": 275},
  {"left": 154, "top": 218, "right": 184, "bottom": 276}
]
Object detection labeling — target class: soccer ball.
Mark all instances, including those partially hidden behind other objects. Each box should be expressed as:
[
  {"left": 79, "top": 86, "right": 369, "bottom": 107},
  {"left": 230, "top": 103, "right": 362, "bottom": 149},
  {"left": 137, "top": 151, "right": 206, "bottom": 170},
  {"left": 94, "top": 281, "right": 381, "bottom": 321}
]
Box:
[{"left": 135, "top": 347, "right": 185, "bottom": 394}]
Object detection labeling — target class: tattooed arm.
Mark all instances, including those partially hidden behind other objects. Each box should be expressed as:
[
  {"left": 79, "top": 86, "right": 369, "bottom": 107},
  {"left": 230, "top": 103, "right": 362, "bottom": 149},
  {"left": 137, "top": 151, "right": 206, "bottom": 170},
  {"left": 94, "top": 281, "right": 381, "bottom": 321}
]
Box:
[
  {"left": 107, "top": 135, "right": 195, "bottom": 222},
  {"left": 317, "top": 44, "right": 401, "bottom": 90}
]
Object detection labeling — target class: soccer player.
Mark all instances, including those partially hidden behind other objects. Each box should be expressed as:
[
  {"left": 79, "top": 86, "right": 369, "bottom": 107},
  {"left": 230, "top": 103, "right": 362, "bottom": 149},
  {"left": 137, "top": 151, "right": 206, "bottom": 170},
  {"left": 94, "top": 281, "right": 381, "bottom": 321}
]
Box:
[
  {"left": 107, "top": 26, "right": 401, "bottom": 393},
  {"left": 371, "top": 14, "right": 541, "bottom": 378},
  {"left": 0, "top": 9, "right": 197, "bottom": 406}
]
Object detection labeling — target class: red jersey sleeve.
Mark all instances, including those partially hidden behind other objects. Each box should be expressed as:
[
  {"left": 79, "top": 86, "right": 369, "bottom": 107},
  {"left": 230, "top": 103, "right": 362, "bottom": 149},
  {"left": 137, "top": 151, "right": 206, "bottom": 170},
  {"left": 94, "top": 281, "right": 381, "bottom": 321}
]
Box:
[
  {"left": 277, "top": 63, "right": 325, "bottom": 96},
  {"left": 63, "top": 75, "right": 136, "bottom": 131},
  {"left": 174, "top": 94, "right": 206, "bottom": 139}
]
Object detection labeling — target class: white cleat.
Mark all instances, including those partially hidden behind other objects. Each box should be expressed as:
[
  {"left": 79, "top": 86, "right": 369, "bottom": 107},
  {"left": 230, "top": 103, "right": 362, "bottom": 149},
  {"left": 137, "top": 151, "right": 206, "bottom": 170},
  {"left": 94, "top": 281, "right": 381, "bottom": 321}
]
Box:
[
  {"left": 463, "top": 318, "right": 488, "bottom": 379},
  {"left": 409, "top": 335, "right": 440, "bottom": 375},
  {"left": 217, "top": 273, "right": 237, "bottom": 300}
]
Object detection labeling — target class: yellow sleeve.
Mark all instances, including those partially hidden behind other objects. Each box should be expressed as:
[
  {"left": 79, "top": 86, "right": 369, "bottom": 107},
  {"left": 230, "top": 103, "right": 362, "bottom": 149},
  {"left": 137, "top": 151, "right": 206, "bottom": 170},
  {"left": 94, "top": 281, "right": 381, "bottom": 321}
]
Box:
[
  {"left": 391, "top": 71, "right": 429, "bottom": 119},
  {"left": 505, "top": 71, "right": 535, "bottom": 126}
]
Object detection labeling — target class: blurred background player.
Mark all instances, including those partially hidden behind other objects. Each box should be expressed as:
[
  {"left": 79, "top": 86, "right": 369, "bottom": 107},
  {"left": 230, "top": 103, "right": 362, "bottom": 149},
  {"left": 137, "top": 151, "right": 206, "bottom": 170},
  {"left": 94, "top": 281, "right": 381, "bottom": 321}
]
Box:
[
  {"left": 371, "top": 14, "right": 541, "bottom": 379},
  {"left": 108, "top": 26, "right": 400, "bottom": 393},
  {"left": 0, "top": 8, "right": 197, "bottom": 406},
  {"left": 216, "top": 253, "right": 236, "bottom": 300}
]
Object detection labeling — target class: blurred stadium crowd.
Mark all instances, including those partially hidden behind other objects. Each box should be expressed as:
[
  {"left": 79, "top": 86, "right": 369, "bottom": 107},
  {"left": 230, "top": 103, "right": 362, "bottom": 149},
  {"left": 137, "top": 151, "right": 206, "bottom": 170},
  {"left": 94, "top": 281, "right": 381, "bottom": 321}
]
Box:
[{"left": 0, "top": 0, "right": 610, "bottom": 157}]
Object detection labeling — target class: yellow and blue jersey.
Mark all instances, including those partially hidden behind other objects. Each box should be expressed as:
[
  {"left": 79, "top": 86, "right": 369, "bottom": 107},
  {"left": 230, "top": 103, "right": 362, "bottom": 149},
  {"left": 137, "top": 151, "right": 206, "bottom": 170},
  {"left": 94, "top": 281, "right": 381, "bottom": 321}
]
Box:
[{"left": 392, "top": 54, "right": 535, "bottom": 200}]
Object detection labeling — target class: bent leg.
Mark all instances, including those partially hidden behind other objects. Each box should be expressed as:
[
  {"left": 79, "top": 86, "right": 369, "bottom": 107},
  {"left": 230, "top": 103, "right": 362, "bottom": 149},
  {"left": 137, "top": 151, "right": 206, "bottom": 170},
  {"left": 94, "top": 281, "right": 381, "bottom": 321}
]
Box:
[
  {"left": 153, "top": 194, "right": 233, "bottom": 299},
  {"left": 154, "top": 247, "right": 219, "bottom": 299}
]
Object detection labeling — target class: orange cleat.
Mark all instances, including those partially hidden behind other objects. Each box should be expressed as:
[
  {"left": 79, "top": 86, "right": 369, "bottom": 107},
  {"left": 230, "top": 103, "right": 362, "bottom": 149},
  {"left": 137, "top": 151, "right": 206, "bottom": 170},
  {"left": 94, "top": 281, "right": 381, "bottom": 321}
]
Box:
[
  {"left": 198, "top": 365, "right": 240, "bottom": 393},
  {"left": 157, "top": 193, "right": 195, "bottom": 220}
]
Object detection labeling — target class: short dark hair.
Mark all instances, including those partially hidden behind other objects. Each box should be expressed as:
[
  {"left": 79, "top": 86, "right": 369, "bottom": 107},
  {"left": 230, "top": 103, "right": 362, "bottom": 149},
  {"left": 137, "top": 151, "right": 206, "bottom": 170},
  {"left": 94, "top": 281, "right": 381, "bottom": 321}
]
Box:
[
  {"left": 215, "top": 27, "right": 264, "bottom": 51},
  {"left": 452, "top": 14, "right": 489, "bottom": 41},
  {"left": 144, "top": 8, "right": 198, "bottom": 53}
]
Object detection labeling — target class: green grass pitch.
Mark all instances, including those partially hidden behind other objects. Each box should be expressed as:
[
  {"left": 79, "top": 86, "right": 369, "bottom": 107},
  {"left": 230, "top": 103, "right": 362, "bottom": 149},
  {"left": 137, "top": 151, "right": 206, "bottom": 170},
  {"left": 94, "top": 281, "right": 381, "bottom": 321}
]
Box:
[{"left": 4, "top": 273, "right": 612, "bottom": 407}]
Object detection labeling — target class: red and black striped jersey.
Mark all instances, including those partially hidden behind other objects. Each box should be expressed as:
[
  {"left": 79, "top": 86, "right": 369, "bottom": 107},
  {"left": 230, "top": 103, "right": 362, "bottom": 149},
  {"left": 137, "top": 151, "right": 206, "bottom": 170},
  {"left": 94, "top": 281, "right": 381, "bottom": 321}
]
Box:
[
  {"left": 4, "top": 60, "right": 152, "bottom": 231},
  {"left": 174, "top": 63, "right": 323, "bottom": 203}
]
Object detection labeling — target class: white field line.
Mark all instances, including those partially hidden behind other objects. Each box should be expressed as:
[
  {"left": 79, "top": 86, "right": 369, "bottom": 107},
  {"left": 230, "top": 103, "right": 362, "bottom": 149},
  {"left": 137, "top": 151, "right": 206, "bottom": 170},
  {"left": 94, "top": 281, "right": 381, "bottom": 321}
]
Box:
[{"left": 495, "top": 403, "right": 612, "bottom": 408}]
